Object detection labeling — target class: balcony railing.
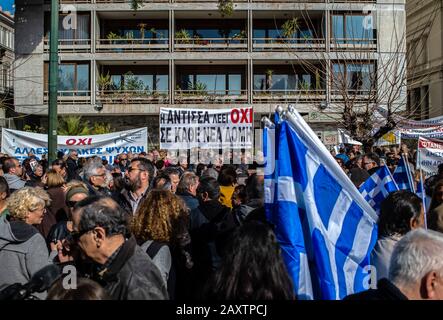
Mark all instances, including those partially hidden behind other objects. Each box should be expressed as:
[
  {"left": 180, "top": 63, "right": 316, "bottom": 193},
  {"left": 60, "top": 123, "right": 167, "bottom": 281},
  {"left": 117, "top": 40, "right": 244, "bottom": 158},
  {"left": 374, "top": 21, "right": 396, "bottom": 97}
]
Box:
[
  {"left": 174, "top": 38, "right": 248, "bottom": 51},
  {"left": 253, "top": 38, "right": 326, "bottom": 51},
  {"left": 330, "top": 88, "right": 377, "bottom": 101},
  {"left": 96, "top": 38, "right": 169, "bottom": 52},
  {"left": 253, "top": 89, "right": 326, "bottom": 102},
  {"left": 96, "top": 0, "right": 168, "bottom": 2},
  {"left": 44, "top": 91, "right": 91, "bottom": 104},
  {"left": 330, "top": 38, "right": 377, "bottom": 51},
  {"left": 45, "top": 0, "right": 91, "bottom": 3},
  {"left": 96, "top": 90, "right": 170, "bottom": 104},
  {"left": 174, "top": 90, "right": 248, "bottom": 104},
  {"left": 44, "top": 39, "right": 91, "bottom": 53}
]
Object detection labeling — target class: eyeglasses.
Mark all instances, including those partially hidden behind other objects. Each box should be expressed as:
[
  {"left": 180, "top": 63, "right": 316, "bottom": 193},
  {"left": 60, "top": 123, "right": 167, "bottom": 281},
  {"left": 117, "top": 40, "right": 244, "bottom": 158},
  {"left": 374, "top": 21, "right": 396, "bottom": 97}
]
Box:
[
  {"left": 93, "top": 173, "right": 106, "bottom": 178},
  {"left": 127, "top": 167, "right": 145, "bottom": 173}
]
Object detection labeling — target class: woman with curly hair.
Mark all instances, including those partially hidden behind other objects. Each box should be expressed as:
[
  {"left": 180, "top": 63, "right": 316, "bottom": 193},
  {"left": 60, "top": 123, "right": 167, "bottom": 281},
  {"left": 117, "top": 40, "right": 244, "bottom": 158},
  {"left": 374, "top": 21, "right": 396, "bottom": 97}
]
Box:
[
  {"left": 131, "top": 189, "right": 193, "bottom": 300},
  {"left": 0, "top": 187, "right": 57, "bottom": 294}
]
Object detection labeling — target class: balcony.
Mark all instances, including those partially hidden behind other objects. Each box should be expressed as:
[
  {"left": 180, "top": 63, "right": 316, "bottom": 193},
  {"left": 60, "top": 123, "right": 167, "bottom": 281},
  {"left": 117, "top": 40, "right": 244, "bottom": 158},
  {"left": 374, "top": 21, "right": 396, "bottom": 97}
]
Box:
[
  {"left": 43, "top": 91, "right": 91, "bottom": 104},
  {"left": 174, "top": 89, "right": 248, "bottom": 104},
  {"left": 253, "top": 37, "right": 326, "bottom": 51},
  {"left": 96, "top": 38, "right": 169, "bottom": 52},
  {"left": 97, "top": 90, "right": 170, "bottom": 104},
  {"left": 253, "top": 89, "right": 326, "bottom": 103},
  {"left": 174, "top": 37, "right": 247, "bottom": 51},
  {"left": 44, "top": 39, "right": 91, "bottom": 53},
  {"left": 96, "top": 0, "right": 168, "bottom": 2},
  {"left": 330, "top": 89, "right": 377, "bottom": 102},
  {"left": 331, "top": 38, "right": 377, "bottom": 51}
]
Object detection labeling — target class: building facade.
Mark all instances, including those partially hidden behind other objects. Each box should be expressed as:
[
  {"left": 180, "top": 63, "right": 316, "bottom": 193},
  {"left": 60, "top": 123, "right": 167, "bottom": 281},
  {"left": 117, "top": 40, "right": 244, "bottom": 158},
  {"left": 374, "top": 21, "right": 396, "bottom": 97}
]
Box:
[
  {"left": 0, "top": 9, "right": 14, "bottom": 128},
  {"left": 407, "top": 0, "right": 443, "bottom": 120},
  {"left": 14, "top": 0, "right": 405, "bottom": 146}
]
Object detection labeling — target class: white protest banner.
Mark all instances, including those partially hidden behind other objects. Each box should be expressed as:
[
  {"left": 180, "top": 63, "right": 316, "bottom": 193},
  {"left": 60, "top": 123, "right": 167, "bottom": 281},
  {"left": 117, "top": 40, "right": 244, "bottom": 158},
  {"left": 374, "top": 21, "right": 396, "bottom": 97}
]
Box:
[
  {"left": 398, "top": 126, "right": 443, "bottom": 139},
  {"left": 159, "top": 107, "right": 253, "bottom": 149},
  {"left": 417, "top": 137, "right": 443, "bottom": 178},
  {"left": 1, "top": 127, "right": 148, "bottom": 163}
]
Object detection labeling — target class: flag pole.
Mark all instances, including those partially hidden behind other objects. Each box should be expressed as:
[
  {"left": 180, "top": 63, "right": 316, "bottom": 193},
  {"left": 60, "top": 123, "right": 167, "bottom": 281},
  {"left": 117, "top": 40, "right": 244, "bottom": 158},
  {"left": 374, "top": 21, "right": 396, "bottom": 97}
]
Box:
[
  {"left": 417, "top": 150, "right": 427, "bottom": 229},
  {"left": 402, "top": 153, "right": 416, "bottom": 193}
]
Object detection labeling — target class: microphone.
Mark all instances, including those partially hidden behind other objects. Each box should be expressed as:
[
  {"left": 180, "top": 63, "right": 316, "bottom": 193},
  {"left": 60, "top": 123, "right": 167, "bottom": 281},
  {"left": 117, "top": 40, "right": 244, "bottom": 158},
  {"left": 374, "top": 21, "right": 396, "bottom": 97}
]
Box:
[{"left": 0, "top": 264, "right": 62, "bottom": 300}]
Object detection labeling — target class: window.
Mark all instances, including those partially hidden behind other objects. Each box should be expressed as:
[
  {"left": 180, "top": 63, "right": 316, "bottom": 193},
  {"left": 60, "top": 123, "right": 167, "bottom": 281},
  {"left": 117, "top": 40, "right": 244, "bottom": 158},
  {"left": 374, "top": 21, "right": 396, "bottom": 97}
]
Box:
[
  {"left": 332, "top": 63, "right": 375, "bottom": 93},
  {"left": 111, "top": 73, "right": 168, "bottom": 92},
  {"left": 46, "top": 13, "right": 90, "bottom": 44},
  {"left": 254, "top": 71, "right": 312, "bottom": 92},
  {"left": 179, "top": 72, "right": 243, "bottom": 94},
  {"left": 332, "top": 13, "right": 374, "bottom": 44},
  {"left": 45, "top": 63, "right": 90, "bottom": 95}
]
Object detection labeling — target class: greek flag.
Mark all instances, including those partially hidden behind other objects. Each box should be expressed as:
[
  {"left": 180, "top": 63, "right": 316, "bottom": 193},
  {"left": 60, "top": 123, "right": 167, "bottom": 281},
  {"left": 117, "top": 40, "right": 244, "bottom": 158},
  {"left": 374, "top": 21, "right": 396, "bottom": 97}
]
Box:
[
  {"left": 392, "top": 155, "right": 415, "bottom": 192},
  {"left": 264, "top": 107, "right": 378, "bottom": 300},
  {"left": 359, "top": 166, "right": 399, "bottom": 213}
]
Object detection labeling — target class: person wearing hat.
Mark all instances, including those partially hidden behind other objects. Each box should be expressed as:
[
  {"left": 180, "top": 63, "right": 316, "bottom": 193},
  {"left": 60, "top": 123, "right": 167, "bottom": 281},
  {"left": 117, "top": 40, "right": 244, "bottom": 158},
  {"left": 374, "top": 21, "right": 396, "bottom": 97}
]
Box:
[
  {"left": 46, "top": 181, "right": 90, "bottom": 261},
  {"left": 429, "top": 203, "right": 443, "bottom": 234}
]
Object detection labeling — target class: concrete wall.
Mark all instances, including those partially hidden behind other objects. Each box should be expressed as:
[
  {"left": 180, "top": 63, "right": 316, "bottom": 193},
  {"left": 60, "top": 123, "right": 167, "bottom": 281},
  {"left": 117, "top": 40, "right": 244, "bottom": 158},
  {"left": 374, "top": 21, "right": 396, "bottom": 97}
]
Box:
[{"left": 14, "top": 0, "right": 45, "bottom": 112}]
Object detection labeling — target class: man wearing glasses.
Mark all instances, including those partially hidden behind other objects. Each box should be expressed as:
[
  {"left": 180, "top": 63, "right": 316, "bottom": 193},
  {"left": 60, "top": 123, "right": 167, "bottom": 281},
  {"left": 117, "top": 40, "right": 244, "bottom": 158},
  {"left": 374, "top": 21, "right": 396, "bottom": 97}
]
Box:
[
  {"left": 115, "top": 157, "right": 154, "bottom": 215},
  {"left": 71, "top": 197, "right": 168, "bottom": 300},
  {"left": 84, "top": 161, "right": 111, "bottom": 197},
  {"left": 2, "top": 157, "right": 26, "bottom": 192},
  {"left": 363, "top": 152, "right": 381, "bottom": 176}
]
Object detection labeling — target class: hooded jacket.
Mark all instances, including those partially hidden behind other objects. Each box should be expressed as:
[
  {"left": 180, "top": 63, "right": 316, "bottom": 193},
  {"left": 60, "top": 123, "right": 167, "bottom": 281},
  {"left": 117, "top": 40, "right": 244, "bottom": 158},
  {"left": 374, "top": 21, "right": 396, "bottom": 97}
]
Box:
[
  {"left": 3, "top": 173, "right": 26, "bottom": 192},
  {"left": 0, "top": 217, "right": 56, "bottom": 291}
]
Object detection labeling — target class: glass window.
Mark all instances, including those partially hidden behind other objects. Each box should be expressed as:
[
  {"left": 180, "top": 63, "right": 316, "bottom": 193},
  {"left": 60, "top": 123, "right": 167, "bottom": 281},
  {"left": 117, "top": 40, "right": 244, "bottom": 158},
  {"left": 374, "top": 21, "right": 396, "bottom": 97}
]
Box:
[
  {"left": 332, "top": 15, "right": 344, "bottom": 41},
  {"left": 298, "top": 74, "right": 312, "bottom": 90},
  {"left": 271, "top": 75, "right": 288, "bottom": 91},
  {"left": 196, "top": 75, "right": 225, "bottom": 93},
  {"left": 111, "top": 75, "right": 122, "bottom": 89},
  {"left": 155, "top": 75, "right": 168, "bottom": 92},
  {"left": 228, "top": 74, "right": 241, "bottom": 95},
  {"left": 346, "top": 15, "right": 371, "bottom": 43},
  {"left": 253, "top": 29, "right": 265, "bottom": 43},
  {"left": 76, "top": 64, "right": 89, "bottom": 94},
  {"left": 58, "top": 64, "right": 75, "bottom": 92},
  {"left": 253, "top": 74, "right": 266, "bottom": 91}
]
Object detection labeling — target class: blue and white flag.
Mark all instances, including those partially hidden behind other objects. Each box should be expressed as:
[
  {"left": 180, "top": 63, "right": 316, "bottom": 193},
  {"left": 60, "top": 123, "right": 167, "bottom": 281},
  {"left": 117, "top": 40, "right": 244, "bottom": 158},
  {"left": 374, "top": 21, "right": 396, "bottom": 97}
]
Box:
[
  {"left": 264, "top": 108, "right": 378, "bottom": 300},
  {"left": 359, "top": 166, "right": 399, "bottom": 213},
  {"left": 393, "top": 155, "right": 415, "bottom": 192}
]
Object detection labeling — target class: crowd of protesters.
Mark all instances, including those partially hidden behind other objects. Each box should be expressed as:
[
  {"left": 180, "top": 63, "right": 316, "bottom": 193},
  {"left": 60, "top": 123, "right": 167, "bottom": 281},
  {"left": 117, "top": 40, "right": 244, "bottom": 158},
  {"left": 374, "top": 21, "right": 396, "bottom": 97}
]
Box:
[
  {"left": 0, "top": 149, "right": 285, "bottom": 300},
  {"left": 0, "top": 145, "right": 442, "bottom": 300}
]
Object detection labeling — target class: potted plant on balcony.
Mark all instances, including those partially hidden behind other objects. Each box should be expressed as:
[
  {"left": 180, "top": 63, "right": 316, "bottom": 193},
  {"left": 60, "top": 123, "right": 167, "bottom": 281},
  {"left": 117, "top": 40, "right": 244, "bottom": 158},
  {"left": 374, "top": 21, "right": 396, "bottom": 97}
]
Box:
[
  {"left": 299, "top": 81, "right": 311, "bottom": 94},
  {"left": 175, "top": 29, "right": 192, "bottom": 46},
  {"left": 232, "top": 30, "right": 247, "bottom": 44},
  {"left": 97, "top": 72, "right": 112, "bottom": 100},
  {"left": 138, "top": 23, "right": 147, "bottom": 45},
  {"left": 106, "top": 32, "right": 122, "bottom": 52},
  {"left": 281, "top": 17, "right": 299, "bottom": 44},
  {"left": 265, "top": 69, "right": 274, "bottom": 93}
]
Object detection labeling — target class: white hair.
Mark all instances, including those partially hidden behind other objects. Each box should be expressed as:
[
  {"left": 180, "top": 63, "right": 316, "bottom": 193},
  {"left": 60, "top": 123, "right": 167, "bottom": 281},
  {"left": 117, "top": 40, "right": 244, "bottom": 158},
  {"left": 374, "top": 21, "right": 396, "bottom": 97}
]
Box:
[
  {"left": 84, "top": 160, "right": 104, "bottom": 181},
  {"left": 389, "top": 228, "right": 443, "bottom": 287}
]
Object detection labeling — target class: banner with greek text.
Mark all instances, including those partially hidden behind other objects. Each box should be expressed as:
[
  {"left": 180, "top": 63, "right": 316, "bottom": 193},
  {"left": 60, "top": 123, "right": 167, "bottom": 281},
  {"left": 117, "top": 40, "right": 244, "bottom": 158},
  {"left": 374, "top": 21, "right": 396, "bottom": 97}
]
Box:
[
  {"left": 1, "top": 127, "right": 148, "bottom": 163},
  {"left": 417, "top": 137, "right": 443, "bottom": 178},
  {"left": 159, "top": 107, "right": 254, "bottom": 149}
]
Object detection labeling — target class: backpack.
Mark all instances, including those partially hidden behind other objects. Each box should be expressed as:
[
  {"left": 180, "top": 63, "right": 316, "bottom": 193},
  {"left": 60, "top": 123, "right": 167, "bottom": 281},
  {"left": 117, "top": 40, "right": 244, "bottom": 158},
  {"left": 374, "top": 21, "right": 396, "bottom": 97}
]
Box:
[{"left": 144, "top": 241, "right": 176, "bottom": 300}]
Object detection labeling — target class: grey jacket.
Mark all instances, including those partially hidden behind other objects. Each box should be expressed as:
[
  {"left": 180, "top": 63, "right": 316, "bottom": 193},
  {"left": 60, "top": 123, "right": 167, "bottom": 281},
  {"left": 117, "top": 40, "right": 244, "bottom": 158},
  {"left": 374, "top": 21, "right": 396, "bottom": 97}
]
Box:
[
  {"left": 370, "top": 234, "right": 402, "bottom": 282},
  {"left": 0, "top": 217, "right": 56, "bottom": 291},
  {"left": 3, "top": 173, "right": 26, "bottom": 191}
]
